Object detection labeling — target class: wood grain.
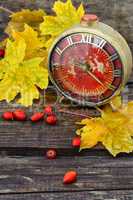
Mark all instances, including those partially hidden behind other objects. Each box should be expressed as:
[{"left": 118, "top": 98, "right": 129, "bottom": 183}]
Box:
[
  {"left": 0, "top": 1, "right": 133, "bottom": 198},
  {"left": 0, "top": 190, "right": 133, "bottom": 200},
  {"left": 0, "top": 83, "right": 131, "bottom": 149},
  {"left": 0, "top": 155, "right": 132, "bottom": 193}
]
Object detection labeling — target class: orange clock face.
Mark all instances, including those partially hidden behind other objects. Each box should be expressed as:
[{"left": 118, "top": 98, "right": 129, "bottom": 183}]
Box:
[{"left": 49, "top": 33, "right": 123, "bottom": 105}]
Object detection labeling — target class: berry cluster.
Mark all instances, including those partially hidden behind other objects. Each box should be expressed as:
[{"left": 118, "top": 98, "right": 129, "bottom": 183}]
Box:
[{"left": 2, "top": 106, "right": 57, "bottom": 125}]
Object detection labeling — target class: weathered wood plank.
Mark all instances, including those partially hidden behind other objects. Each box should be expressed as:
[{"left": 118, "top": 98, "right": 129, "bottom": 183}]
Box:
[
  {"left": 0, "top": 2, "right": 132, "bottom": 197},
  {"left": 0, "top": 155, "right": 132, "bottom": 193},
  {"left": 0, "top": 190, "right": 133, "bottom": 200},
  {"left": 0, "top": 84, "right": 131, "bottom": 149}
]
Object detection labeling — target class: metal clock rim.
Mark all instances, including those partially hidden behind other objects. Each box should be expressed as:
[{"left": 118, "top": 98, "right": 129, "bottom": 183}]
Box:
[{"left": 48, "top": 28, "right": 124, "bottom": 107}]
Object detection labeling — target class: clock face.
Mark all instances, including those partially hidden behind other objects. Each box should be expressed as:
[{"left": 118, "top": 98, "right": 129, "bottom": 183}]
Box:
[{"left": 49, "top": 32, "right": 123, "bottom": 105}]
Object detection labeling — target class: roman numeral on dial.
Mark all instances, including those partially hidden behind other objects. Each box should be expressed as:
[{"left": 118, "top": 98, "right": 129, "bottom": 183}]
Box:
[
  {"left": 97, "top": 40, "right": 106, "bottom": 48},
  {"left": 67, "top": 36, "right": 73, "bottom": 45},
  {"left": 108, "top": 84, "right": 116, "bottom": 91},
  {"left": 99, "top": 94, "right": 105, "bottom": 100},
  {"left": 81, "top": 34, "right": 92, "bottom": 43},
  {"left": 93, "top": 37, "right": 106, "bottom": 48},
  {"left": 114, "top": 69, "right": 121, "bottom": 77},
  {"left": 55, "top": 47, "right": 62, "bottom": 55},
  {"left": 109, "top": 53, "right": 118, "bottom": 61}
]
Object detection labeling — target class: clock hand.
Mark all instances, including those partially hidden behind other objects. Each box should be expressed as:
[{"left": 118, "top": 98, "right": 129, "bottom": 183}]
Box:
[
  {"left": 86, "top": 70, "right": 105, "bottom": 87},
  {"left": 74, "top": 61, "right": 104, "bottom": 86}
]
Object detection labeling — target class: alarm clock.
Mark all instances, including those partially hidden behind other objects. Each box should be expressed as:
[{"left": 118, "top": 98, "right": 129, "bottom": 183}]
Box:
[{"left": 48, "top": 14, "right": 132, "bottom": 106}]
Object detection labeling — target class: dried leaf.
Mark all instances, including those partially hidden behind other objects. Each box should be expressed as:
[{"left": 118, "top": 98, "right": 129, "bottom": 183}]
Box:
[
  {"left": 5, "top": 9, "right": 45, "bottom": 35},
  {"left": 77, "top": 118, "right": 109, "bottom": 149}
]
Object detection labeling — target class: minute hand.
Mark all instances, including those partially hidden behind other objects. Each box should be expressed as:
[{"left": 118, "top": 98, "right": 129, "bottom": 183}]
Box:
[{"left": 86, "top": 70, "right": 104, "bottom": 87}]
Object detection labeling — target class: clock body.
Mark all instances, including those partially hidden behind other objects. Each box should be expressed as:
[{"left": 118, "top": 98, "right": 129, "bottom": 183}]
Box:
[{"left": 48, "top": 15, "right": 132, "bottom": 106}]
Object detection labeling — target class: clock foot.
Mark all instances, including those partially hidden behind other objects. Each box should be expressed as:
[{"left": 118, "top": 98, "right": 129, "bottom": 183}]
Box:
[{"left": 54, "top": 94, "right": 65, "bottom": 107}]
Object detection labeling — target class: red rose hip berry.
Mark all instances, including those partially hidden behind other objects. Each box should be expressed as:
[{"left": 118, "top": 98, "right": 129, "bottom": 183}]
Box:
[
  {"left": 2, "top": 111, "right": 13, "bottom": 120},
  {"left": 44, "top": 105, "right": 53, "bottom": 115},
  {"left": 13, "top": 109, "right": 26, "bottom": 121},
  {"left": 0, "top": 49, "right": 5, "bottom": 58},
  {"left": 30, "top": 112, "right": 44, "bottom": 122},
  {"left": 63, "top": 171, "right": 77, "bottom": 184},
  {"left": 45, "top": 115, "right": 57, "bottom": 125},
  {"left": 72, "top": 136, "right": 81, "bottom": 147},
  {"left": 46, "top": 149, "right": 57, "bottom": 159}
]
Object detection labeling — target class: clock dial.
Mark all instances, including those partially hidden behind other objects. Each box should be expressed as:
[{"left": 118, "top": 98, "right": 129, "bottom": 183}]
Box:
[{"left": 49, "top": 33, "right": 123, "bottom": 105}]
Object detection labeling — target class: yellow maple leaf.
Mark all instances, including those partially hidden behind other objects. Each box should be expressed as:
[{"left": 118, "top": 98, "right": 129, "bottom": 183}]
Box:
[
  {"left": 120, "top": 101, "right": 133, "bottom": 117},
  {"left": 109, "top": 95, "right": 122, "bottom": 110},
  {"left": 77, "top": 102, "right": 133, "bottom": 156},
  {"left": 77, "top": 118, "right": 109, "bottom": 149},
  {"left": 101, "top": 126, "right": 133, "bottom": 157},
  {"left": 0, "top": 39, "right": 7, "bottom": 49},
  {"left": 101, "top": 105, "right": 128, "bottom": 129},
  {"left": 0, "top": 36, "right": 48, "bottom": 106},
  {"left": 43, "top": 36, "right": 57, "bottom": 50},
  {"left": 119, "top": 101, "right": 133, "bottom": 136},
  {"left": 12, "top": 24, "right": 46, "bottom": 59},
  {"left": 100, "top": 105, "right": 133, "bottom": 156},
  {"left": 40, "top": 0, "right": 85, "bottom": 49},
  {"left": 5, "top": 9, "right": 45, "bottom": 35}
]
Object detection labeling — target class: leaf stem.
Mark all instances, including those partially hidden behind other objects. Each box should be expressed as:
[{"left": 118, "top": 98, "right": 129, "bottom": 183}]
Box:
[
  {"left": 0, "top": 6, "right": 13, "bottom": 14},
  {"left": 58, "top": 108, "right": 91, "bottom": 118}
]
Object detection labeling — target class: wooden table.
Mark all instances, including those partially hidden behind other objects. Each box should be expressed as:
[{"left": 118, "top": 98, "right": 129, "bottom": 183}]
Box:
[{"left": 0, "top": 0, "right": 133, "bottom": 199}]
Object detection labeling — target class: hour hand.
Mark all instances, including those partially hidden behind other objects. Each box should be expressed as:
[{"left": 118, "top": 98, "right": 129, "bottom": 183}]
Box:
[{"left": 86, "top": 70, "right": 104, "bottom": 86}]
